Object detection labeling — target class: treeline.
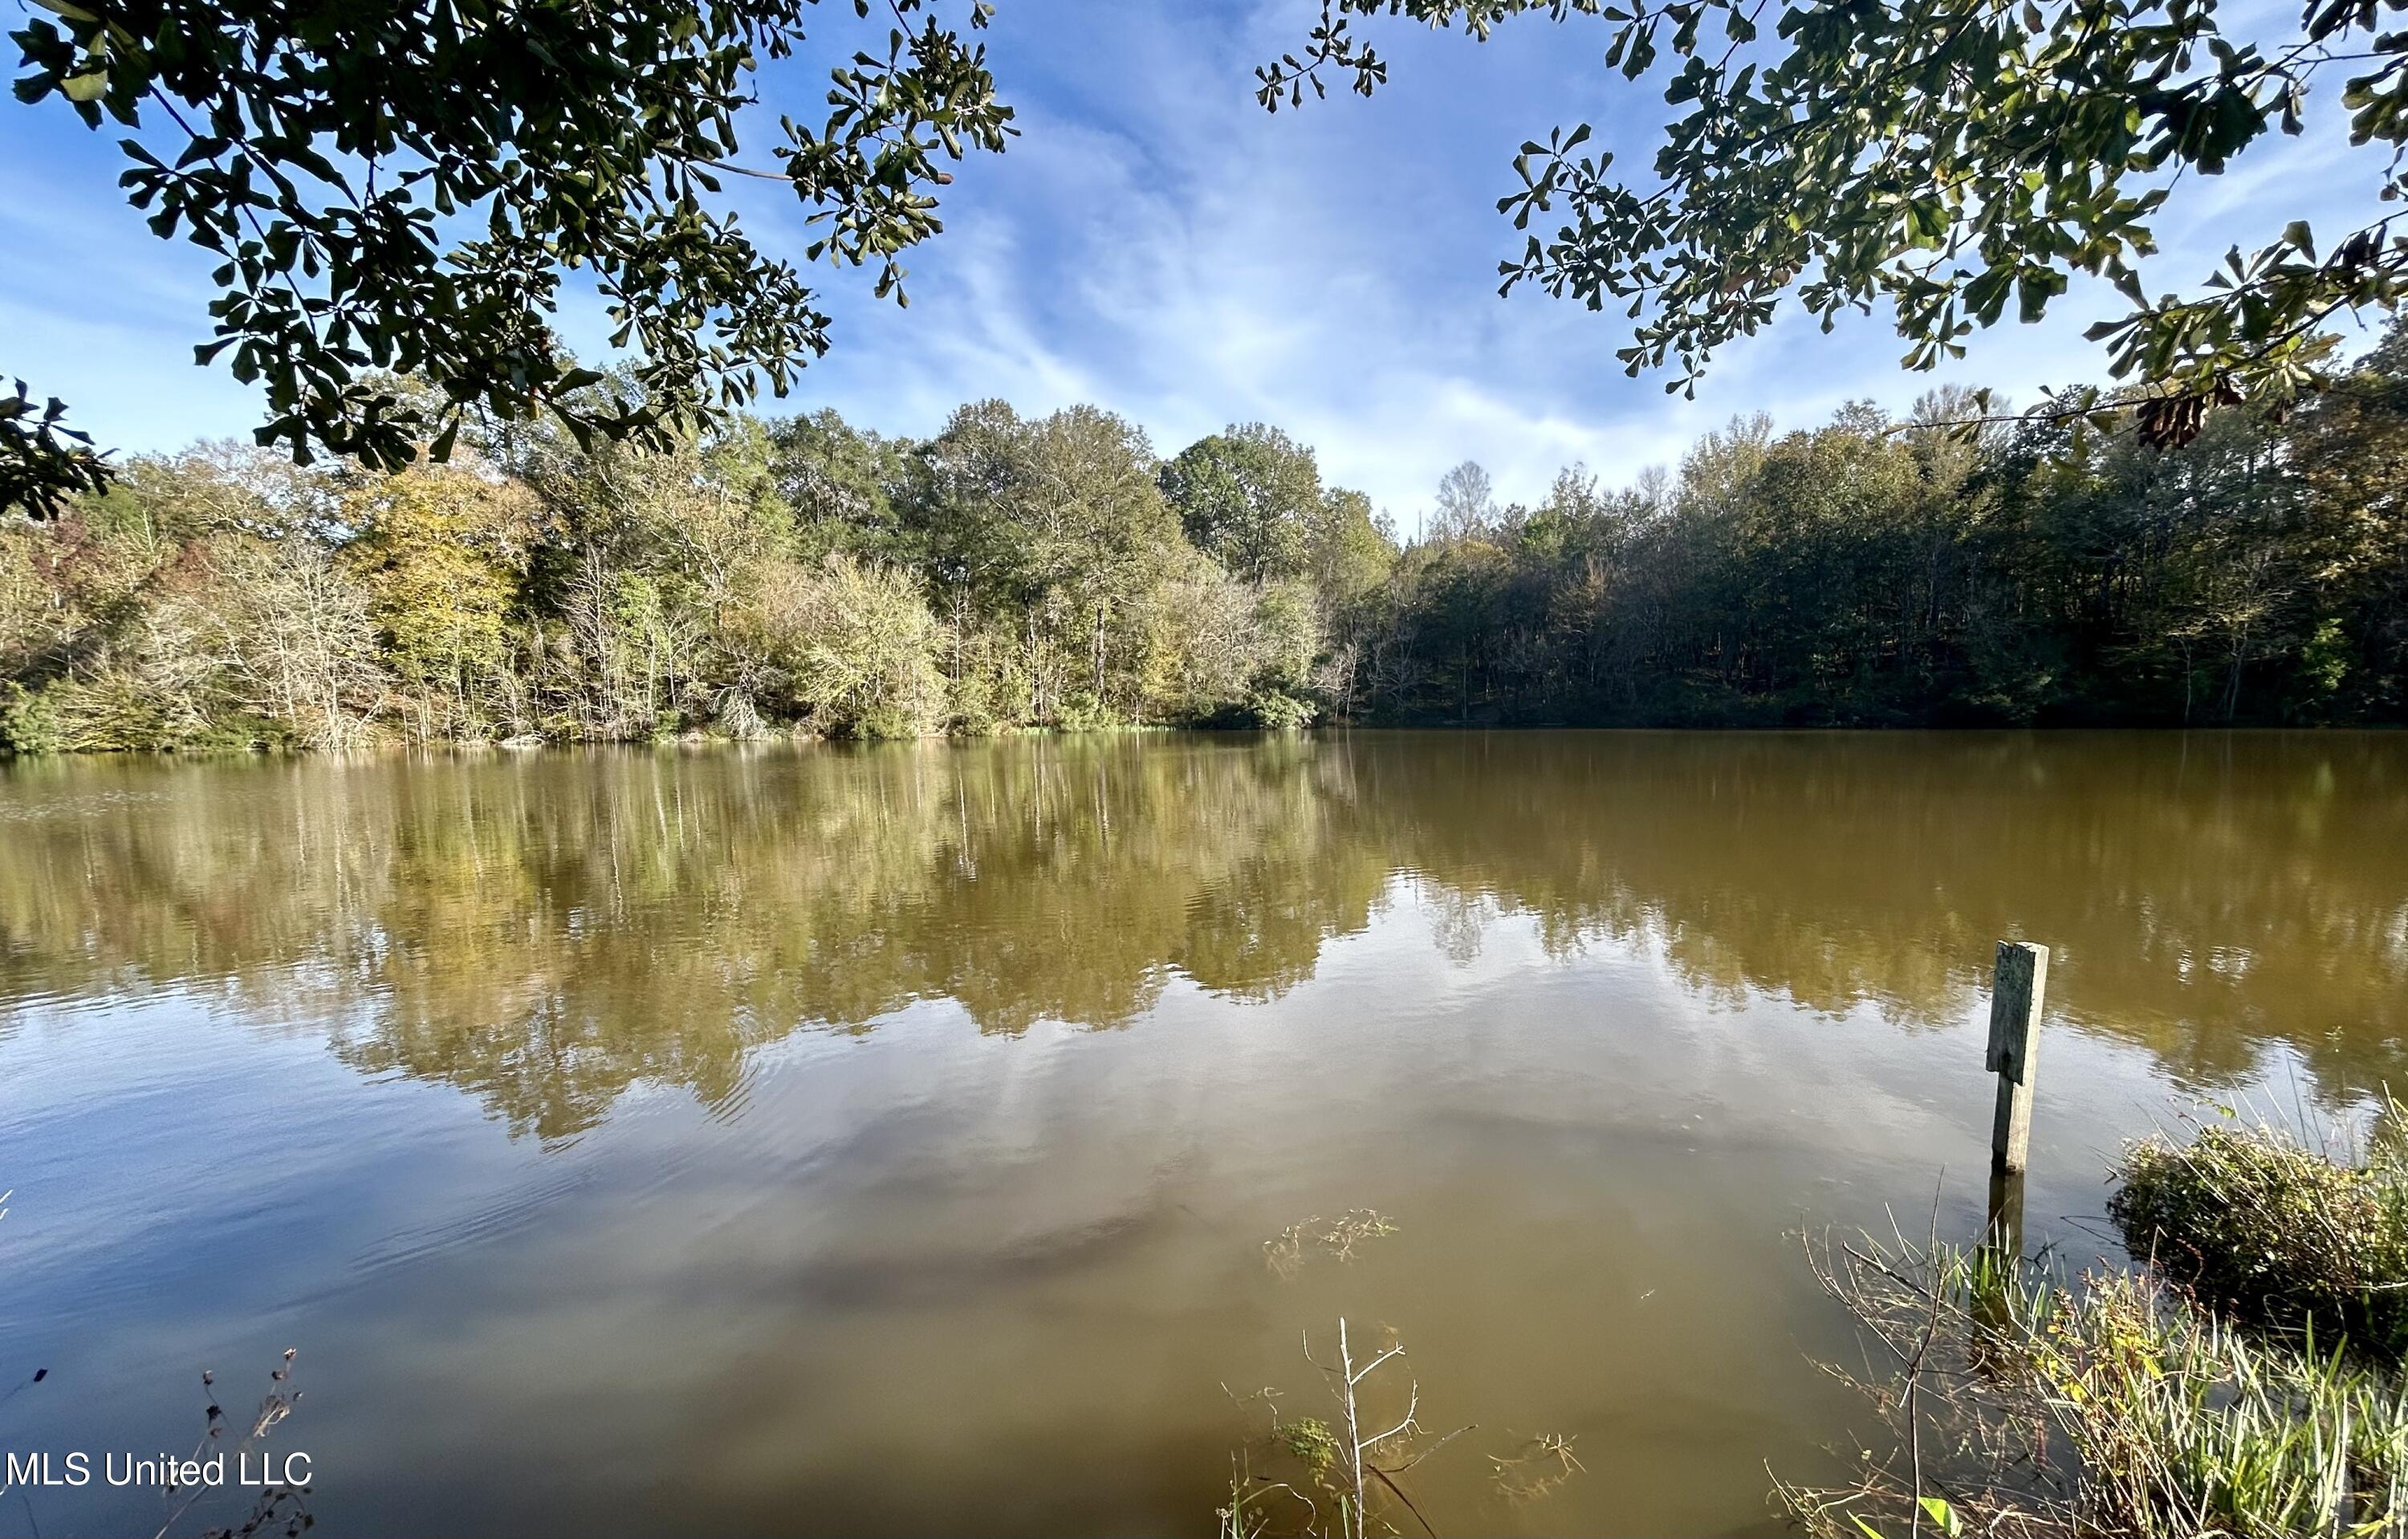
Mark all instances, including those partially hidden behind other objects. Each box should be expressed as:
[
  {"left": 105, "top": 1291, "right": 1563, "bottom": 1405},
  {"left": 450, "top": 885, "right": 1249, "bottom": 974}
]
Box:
[
  {"left": 1363, "top": 336, "right": 2408, "bottom": 728},
  {"left": 0, "top": 394, "right": 1381, "bottom": 751},
  {"left": 4, "top": 337, "right": 2406, "bottom": 751}
]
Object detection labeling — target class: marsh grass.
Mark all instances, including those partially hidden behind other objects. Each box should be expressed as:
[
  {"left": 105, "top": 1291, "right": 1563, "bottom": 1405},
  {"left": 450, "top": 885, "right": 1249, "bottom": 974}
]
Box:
[
  {"left": 1780, "top": 1228, "right": 2408, "bottom": 1537},
  {"left": 1784, "top": 1110, "right": 2408, "bottom": 1539}
]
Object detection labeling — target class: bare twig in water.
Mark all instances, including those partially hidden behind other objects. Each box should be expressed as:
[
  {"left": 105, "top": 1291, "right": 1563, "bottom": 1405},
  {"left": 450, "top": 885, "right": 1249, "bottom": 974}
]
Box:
[
  {"left": 1488, "top": 1431, "right": 1586, "bottom": 1504},
  {"left": 1296, "top": 1318, "right": 1474, "bottom": 1539},
  {"left": 1, "top": 1192, "right": 311, "bottom": 1539}
]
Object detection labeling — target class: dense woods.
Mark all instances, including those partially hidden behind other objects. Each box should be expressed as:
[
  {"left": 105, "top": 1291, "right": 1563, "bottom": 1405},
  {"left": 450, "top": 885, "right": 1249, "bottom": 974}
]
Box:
[{"left": 5, "top": 335, "right": 2406, "bottom": 754}]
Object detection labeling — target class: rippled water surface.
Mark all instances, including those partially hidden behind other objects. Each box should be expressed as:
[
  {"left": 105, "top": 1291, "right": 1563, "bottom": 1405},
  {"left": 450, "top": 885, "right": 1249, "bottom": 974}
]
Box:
[{"left": 2, "top": 731, "right": 2404, "bottom": 1536}]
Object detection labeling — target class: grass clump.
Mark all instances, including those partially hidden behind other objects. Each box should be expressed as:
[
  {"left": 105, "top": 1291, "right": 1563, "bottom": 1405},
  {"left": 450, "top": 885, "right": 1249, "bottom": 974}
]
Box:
[
  {"left": 1780, "top": 1231, "right": 2408, "bottom": 1538},
  {"left": 2109, "top": 1114, "right": 2408, "bottom": 1361},
  {"left": 2036, "top": 1268, "right": 2408, "bottom": 1535}
]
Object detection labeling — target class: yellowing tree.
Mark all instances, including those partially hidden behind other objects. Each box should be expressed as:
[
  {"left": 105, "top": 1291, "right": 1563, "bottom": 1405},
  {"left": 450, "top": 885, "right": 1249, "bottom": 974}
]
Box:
[
  {"left": 734, "top": 554, "right": 949, "bottom": 739},
  {"left": 342, "top": 464, "right": 539, "bottom": 741}
]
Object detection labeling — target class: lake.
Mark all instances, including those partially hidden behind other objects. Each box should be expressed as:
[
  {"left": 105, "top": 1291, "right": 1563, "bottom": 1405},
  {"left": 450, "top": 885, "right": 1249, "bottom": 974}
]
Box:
[{"left": 2, "top": 731, "right": 2403, "bottom": 1536}]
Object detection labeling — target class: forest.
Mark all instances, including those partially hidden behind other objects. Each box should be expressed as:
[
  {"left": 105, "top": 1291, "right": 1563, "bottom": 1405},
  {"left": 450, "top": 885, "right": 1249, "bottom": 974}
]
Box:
[{"left": 3, "top": 332, "right": 2405, "bottom": 754}]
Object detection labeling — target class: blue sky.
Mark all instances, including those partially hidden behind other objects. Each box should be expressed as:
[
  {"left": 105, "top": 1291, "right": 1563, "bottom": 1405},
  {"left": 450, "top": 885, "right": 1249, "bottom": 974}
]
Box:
[{"left": 0, "top": 0, "right": 2390, "bottom": 529}]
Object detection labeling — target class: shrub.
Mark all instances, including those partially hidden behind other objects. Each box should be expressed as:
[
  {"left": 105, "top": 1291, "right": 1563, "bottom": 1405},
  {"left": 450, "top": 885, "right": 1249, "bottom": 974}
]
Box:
[
  {"left": 24, "top": 670, "right": 214, "bottom": 751},
  {"left": 0, "top": 680, "right": 62, "bottom": 754},
  {"left": 1247, "top": 688, "right": 1316, "bottom": 731},
  {"left": 853, "top": 703, "right": 925, "bottom": 741},
  {"left": 1052, "top": 693, "right": 1123, "bottom": 732},
  {"left": 944, "top": 672, "right": 999, "bottom": 736},
  {"left": 2109, "top": 1118, "right": 2408, "bottom": 1360},
  {"left": 733, "top": 554, "right": 947, "bottom": 738}
]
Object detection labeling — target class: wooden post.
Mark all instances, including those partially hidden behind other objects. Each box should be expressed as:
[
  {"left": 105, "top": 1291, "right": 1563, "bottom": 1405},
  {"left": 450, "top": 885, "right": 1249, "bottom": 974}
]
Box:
[
  {"left": 1973, "top": 1166, "right": 2028, "bottom": 1345},
  {"left": 1986, "top": 941, "right": 2048, "bottom": 1176},
  {"left": 1983, "top": 1166, "right": 2025, "bottom": 1259}
]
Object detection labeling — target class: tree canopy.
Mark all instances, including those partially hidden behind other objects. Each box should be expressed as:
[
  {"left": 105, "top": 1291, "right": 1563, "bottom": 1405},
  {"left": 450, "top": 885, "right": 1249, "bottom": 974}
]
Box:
[
  {"left": 1260, "top": 0, "right": 2408, "bottom": 440},
  {"left": 4, "top": 0, "right": 1014, "bottom": 514},
  {"left": 18, "top": 0, "right": 2408, "bottom": 521}
]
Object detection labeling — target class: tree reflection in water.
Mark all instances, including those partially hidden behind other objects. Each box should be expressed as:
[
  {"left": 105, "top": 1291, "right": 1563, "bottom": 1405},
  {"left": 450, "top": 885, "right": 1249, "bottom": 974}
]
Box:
[{"left": 1, "top": 731, "right": 2400, "bottom": 1142}]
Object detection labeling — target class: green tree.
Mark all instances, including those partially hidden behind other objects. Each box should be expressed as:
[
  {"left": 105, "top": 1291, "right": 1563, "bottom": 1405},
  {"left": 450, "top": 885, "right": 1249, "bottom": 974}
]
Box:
[
  {"left": 1308, "top": 486, "right": 1398, "bottom": 608},
  {"left": 1158, "top": 424, "right": 1324, "bottom": 583},
  {"left": 12, "top": 361, "right": 2403, "bottom": 751},
  {"left": 917, "top": 401, "right": 1183, "bottom": 725},
  {"left": 2282, "top": 327, "right": 2408, "bottom": 716},
  {"left": 768, "top": 409, "right": 918, "bottom": 565},
  {"left": 6, "top": 0, "right": 1016, "bottom": 511},
  {"left": 1265, "top": 0, "right": 2408, "bottom": 438}
]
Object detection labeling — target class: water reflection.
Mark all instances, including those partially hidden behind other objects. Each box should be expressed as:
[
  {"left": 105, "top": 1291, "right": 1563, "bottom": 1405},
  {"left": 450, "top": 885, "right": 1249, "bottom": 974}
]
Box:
[{"left": 2, "top": 731, "right": 2401, "bottom": 1142}]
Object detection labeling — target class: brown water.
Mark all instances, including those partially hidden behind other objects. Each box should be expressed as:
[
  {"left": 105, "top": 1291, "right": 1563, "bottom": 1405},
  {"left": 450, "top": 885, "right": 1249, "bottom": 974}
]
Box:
[{"left": 1, "top": 731, "right": 2402, "bottom": 1537}]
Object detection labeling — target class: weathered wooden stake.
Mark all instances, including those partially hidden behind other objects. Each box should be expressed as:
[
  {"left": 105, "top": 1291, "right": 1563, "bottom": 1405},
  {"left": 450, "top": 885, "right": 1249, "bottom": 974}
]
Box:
[
  {"left": 1974, "top": 1166, "right": 2029, "bottom": 1341},
  {"left": 1983, "top": 1166, "right": 2025, "bottom": 1259},
  {"left": 1985, "top": 940, "right": 2048, "bottom": 1176}
]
